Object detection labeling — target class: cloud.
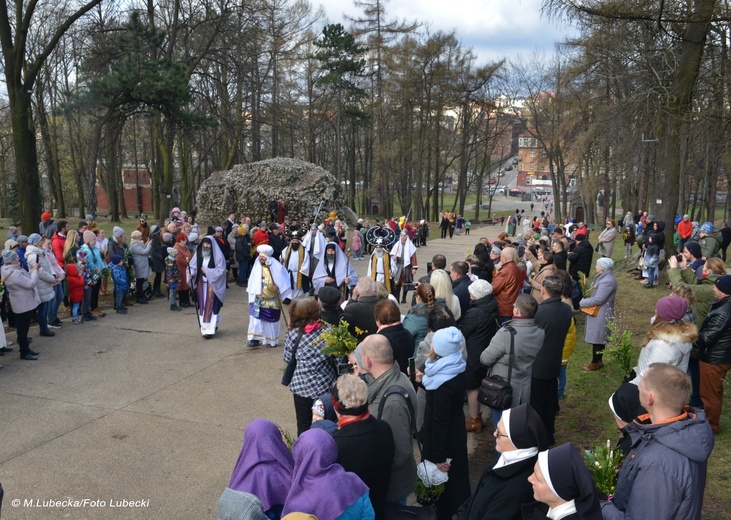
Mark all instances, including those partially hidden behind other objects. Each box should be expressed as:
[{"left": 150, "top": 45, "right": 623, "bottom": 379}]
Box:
[{"left": 315, "top": 0, "right": 574, "bottom": 63}]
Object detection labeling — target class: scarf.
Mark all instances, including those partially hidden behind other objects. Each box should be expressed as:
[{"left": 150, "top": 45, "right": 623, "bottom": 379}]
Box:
[
  {"left": 337, "top": 411, "right": 371, "bottom": 429},
  {"left": 493, "top": 447, "right": 539, "bottom": 470},
  {"left": 422, "top": 351, "right": 466, "bottom": 390}
]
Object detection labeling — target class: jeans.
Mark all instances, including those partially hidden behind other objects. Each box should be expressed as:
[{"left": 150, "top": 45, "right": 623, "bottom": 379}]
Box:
[
  {"left": 558, "top": 365, "right": 567, "bottom": 397},
  {"left": 82, "top": 286, "right": 92, "bottom": 316},
  {"left": 49, "top": 284, "right": 63, "bottom": 322},
  {"left": 71, "top": 302, "right": 80, "bottom": 318},
  {"left": 37, "top": 301, "right": 50, "bottom": 334},
  {"left": 169, "top": 283, "right": 179, "bottom": 306},
  {"left": 114, "top": 290, "right": 125, "bottom": 310}
]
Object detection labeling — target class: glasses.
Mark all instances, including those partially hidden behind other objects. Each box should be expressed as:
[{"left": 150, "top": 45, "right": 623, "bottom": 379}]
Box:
[{"left": 493, "top": 429, "right": 509, "bottom": 438}]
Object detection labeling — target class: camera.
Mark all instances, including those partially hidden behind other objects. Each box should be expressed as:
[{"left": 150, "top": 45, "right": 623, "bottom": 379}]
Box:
[
  {"left": 337, "top": 363, "right": 353, "bottom": 376},
  {"left": 403, "top": 282, "right": 416, "bottom": 292}
]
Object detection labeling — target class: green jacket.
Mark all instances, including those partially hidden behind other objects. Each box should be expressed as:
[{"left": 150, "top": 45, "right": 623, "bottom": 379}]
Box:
[
  {"left": 667, "top": 267, "right": 718, "bottom": 323},
  {"left": 700, "top": 234, "right": 720, "bottom": 259}
]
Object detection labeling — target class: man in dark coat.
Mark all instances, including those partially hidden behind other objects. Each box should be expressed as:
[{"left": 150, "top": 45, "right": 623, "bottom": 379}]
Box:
[
  {"left": 450, "top": 260, "right": 471, "bottom": 320},
  {"left": 268, "top": 224, "right": 287, "bottom": 261},
  {"left": 332, "top": 375, "right": 395, "bottom": 520},
  {"left": 567, "top": 233, "right": 593, "bottom": 282},
  {"left": 374, "top": 299, "right": 414, "bottom": 374},
  {"left": 345, "top": 278, "right": 380, "bottom": 336},
  {"left": 531, "top": 276, "right": 573, "bottom": 445}
]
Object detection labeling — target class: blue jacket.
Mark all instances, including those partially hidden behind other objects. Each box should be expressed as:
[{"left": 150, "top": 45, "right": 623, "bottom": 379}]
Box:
[
  {"left": 336, "top": 493, "right": 374, "bottom": 520},
  {"left": 110, "top": 263, "right": 129, "bottom": 292},
  {"left": 81, "top": 244, "right": 103, "bottom": 280},
  {"left": 601, "top": 408, "right": 714, "bottom": 520}
]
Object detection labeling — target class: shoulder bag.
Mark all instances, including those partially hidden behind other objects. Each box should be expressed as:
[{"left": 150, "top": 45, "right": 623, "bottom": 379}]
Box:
[
  {"left": 478, "top": 325, "right": 516, "bottom": 410},
  {"left": 281, "top": 331, "right": 303, "bottom": 386}
]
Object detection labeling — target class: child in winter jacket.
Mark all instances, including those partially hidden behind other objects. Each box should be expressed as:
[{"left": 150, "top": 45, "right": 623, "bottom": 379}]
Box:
[
  {"left": 65, "top": 261, "right": 85, "bottom": 324},
  {"left": 76, "top": 250, "right": 95, "bottom": 321},
  {"left": 165, "top": 247, "right": 181, "bottom": 311},
  {"left": 351, "top": 229, "right": 363, "bottom": 259},
  {"left": 109, "top": 254, "right": 129, "bottom": 314}
]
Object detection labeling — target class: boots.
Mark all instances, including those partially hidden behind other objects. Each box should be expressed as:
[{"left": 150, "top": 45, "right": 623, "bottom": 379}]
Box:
[
  {"left": 392, "top": 285, "right": 401, "bottom": 304},
  {"left": 465, "top": 412, "right": 483, "bottom": 433}
]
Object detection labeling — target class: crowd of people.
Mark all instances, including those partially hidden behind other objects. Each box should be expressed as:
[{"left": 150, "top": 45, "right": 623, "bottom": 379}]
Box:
[{"left": 1, "top": 205, "right": 728, "bottom": 520}]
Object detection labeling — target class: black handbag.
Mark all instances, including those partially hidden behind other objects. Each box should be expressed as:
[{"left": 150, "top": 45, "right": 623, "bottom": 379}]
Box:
[
  {"left": 478, "top": 326, "right": 516, "bottom": 410},
  {"left": 281, "top": 331, "right": 302, "bottom": 386}
]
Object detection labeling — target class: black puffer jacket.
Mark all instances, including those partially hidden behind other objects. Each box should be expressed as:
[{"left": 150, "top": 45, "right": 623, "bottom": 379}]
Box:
[
  {"left": 567, "top": 238, "right": 593, "bottom": 279},
  {"left": 646, "top": 220, "right": 666, "bottom": 257},
  {"left": 696, "top": 296, "right": 731, "bottom": 365},
  {"left": 150, "top": 239, "right": 166, "bottom": 273},
  {"left": 461, "top": 294, "right": 499, "bottom": 389}
]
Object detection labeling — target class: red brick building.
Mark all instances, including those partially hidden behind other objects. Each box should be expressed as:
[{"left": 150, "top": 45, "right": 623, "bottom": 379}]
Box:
[{"left": 96, "top": 167, "right": 154, "bottom": 215}]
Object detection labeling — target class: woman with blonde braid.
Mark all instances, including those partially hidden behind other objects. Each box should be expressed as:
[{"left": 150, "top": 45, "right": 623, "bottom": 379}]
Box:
[
  {"left": 63, "top": 230, "right": 80, "bottom": 266},
  {"left": 403, "top": 282, "right": 435, "bottom": 353}
]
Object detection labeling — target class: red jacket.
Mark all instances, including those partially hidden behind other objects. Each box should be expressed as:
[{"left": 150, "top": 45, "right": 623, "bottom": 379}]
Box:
[
  {"left": 52, "top": 231, "right": 66, "bottom": 267},
  {"left": 65, "top": 262, "right": 84, "bottom": 303},
  {"left": 491, "top": 261, "right": 522, "bottom": 317},
  {"left": 678, "top": 220, "right": 693, "bottom": 239}
]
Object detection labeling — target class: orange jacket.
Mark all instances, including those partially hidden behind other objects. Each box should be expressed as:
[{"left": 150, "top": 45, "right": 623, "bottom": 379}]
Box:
[
  {"left": 491, "top": 261, "right": 522, "bottom": 317},
  {"left": 678, "top": 220, "right": 693, "bottom": 239}
]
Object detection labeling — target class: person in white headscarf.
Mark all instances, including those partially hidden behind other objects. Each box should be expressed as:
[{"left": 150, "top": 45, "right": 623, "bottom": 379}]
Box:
[
  {"left": 389, "top": 230, "right": 418, "bottom": 303},
  {"left": 311, "top": 242, "right": 358, "bottom": 301},
  {"left": 188, "top": 236, "right": 227, "bottom": 339},
  {"left": 280, "top": 231, "right": 310, "bottom": 300},
  {"left": 247, "top": 245, "right": 292, "bottom": 348},
  {"left": 301, "top": 224, "right": 327, "bottom": 296}
]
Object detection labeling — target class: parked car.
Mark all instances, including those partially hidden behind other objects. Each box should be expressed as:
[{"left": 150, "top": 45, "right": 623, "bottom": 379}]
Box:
[
  {"left": 512, "top": 158, "right": 519, "bottom": 165},
  {"left": 505, "top": 165, "right": 513, "bottom": 171}
]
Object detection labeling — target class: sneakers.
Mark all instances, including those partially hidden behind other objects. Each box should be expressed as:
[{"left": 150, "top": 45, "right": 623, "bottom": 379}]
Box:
[
  {"left": 39, "top": 331, "right": 56, "bottom": 337},
  {"left": 48, "top": 319, "right": 63, "bottom": 328},
  {"left": 20, "top": 353, "right": 38, "bottom": 361},
  {"left": 170, "top": 305, "right": 182, "bottom": 311},
  {"left": 72, "top": 317, "right": 83, "bottom": 324},
  {"left": 116, "top": 308, "right": 128, "bottom": 314}
]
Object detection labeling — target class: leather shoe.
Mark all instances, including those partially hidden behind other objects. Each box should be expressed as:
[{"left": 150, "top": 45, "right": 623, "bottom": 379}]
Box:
[
  {"left": 583, "top": 362, "right": 604, "bottom": 371},
  {"left": 0, "top": 346, "right": 13, "bottom": 353},
  {"left": 28, "top": 349, "right": 40, "bottom": 355},
  {"left": 40, "top": 331, "right": 56, "bottom": 337},
  {"left": 20, "top": 353, "right": 38, "bottom": 360},
  {"left": 465, "top": 416, "right": 483, "bottom": 433}
]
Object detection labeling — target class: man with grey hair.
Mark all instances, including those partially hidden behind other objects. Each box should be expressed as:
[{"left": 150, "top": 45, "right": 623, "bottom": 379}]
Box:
[
  {"left": 358, "top": 334, "right": 418, "bottom": 504},
  {"left": 601, "top": 363, "right": 713, "bottom": 520},
  {"left": 491, "top": 247, "right": 522, "bottom": 324},
  {"left": 531, "top": 275, "right": 573, "bottom": 445},
  {"left": 345, "top": 277, "right": 380, "bottom": 335}
]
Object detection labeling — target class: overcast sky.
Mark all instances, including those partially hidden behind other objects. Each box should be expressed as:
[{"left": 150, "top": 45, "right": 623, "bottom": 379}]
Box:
[{"left": 314, "top": 0, "right": 575, "bottom": 64}]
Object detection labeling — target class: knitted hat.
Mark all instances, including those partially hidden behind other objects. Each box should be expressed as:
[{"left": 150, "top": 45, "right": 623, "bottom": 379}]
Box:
[
  {"left": 83, "top": 230, "right": 96, "bottom": 244},
  {"left": 110, "top": 254, "right": 123, "bottom": 265},
  {"left": 502, "top": 403, "right": 549, "bottom": 451},
  {"left": 700, "top": 222, "right": 714, "bottom": 234},
  {"left": 432, "top": 326, "right": 463, "bottom": 357},
  {"left": 41, "top": 211, "right": 52, "bottom": 221},
  {"left": 655, "top": 295, "right": 687, "bottom": 322},
  {"left": 27, "top": 233, "right": 42, "bottom": 245},
  {"left": 85, "top": 213, "right": 94, "bottom": 221},
  {"left": 113, "top": 226, "right": 125, "bottom": 239},
  {"left": 684, "top": 241, "right": 701, "bottom": 259},
  {"left": 683, "top": 214, "right": 690, "bottom": 220},
  {"left": 596, "top": 257, "right": 614, "bottom": 271},
  {"left": 4, "top": 239, "right": 18, "bottom": 249},
  {"left": 17, "top": 235, "right": 28, "bottom": 244},
  {"left": 257, "top": 245, "right": 274, "bottom": 256},
  {"left": 166, "top": 247, "right": 178, "bottom": 257},
  {"left": 215, "top": 226, "right": 223, "bottom": 232},
  {"left": 715, "top": 275, "right": 731, "bottom": 296},
  {"left": 318, "top": 286, "right": 341, "bottom": 306},
  {"left": 468, "top": 279, "right": 493, "bottom": 299},
  {"left": 171, "top": 207, "right": 181, "bottom": 215},
  {"left": 1, "top": 249, "right": 18, "bottom": 264},
  {"left": 188, "top": 233, "right": 199, "bottom": 243},
  {"left": 162, "top": 232, "right": 173, "bottom": 243},
  {"left": 150, "top": 225, "right": 161, "bottom": 236},
  {"left": 647, "top": 214, "right": 655, "bottom": 222},
  {"left": 491, "top": 246, "right": 501, "bottom": 256}
]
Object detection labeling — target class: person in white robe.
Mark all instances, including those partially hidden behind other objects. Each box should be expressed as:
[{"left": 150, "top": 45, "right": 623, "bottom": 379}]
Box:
[
  {"left": 301, "top": 224, "right": 327, "bottom": 296},
  {"left": 188, "top": 236, "right": 227, "bottom": 339},
  {"left": 246, "top": 245, "right": 292, "bottom": 347},
  {"left": 389, "top": 230, "right": 418, "bottom": 303},
  {"left": 311, "top": 242, "right": 358, "bottom": 302},
  {"left": 280, "top": 231, "right": 310, "bottom": 300}
]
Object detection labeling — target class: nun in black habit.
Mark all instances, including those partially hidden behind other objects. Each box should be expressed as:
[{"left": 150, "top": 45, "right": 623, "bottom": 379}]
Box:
[{"left": 455, "top": 403, "right": 549, "bottom": 520}]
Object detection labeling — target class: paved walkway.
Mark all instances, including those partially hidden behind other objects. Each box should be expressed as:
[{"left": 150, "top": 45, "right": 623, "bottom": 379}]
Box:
[{"left": 0, "top": 225, "right": 505, "bottom": 519}]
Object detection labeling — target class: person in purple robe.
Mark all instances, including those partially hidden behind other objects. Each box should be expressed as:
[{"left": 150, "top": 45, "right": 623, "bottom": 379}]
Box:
[
  {"left": 282, "top": 428, "right": 374, "bottom": 520},
  {"left": 218, "top": 419, "right": 294, "bottom": 520},
  {"left": 188, "top": 236, "right": 227, "bottom": 339}
]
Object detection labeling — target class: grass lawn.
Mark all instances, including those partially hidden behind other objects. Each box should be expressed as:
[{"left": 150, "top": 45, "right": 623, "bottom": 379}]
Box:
[{"left": 559, "top": 240, "right": 731, "bottom": 519}]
